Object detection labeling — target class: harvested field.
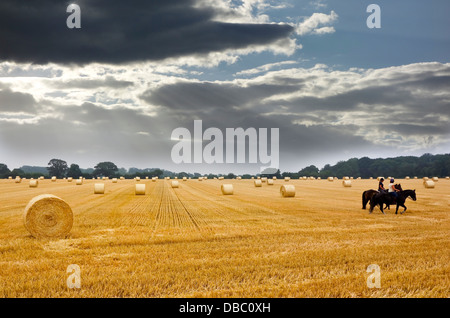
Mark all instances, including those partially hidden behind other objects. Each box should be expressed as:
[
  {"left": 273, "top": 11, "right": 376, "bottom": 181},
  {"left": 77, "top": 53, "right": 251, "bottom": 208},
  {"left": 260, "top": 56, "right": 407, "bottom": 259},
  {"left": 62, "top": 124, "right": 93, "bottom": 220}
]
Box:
[{"left": 0, "top": 178, "right": 448, "bottom": 297}]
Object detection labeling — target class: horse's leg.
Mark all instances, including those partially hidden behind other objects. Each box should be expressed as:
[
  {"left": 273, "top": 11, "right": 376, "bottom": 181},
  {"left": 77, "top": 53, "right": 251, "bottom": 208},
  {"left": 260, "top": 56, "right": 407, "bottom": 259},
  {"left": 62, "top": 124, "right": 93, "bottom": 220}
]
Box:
[
  {"left": 395, "top": 203, "right": 399, "bottom": 214},
  {"left": 380, "top": 204, "right": 385, "bottom": 215},
  {"left": 400, "top": 204, "right": 407, "bottom": 214}
]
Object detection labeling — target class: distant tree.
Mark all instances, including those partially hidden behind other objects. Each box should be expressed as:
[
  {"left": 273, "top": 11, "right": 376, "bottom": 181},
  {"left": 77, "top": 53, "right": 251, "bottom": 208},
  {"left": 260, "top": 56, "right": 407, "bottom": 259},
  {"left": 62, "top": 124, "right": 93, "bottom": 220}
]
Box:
[
  {"left": 93, "top": 162, "right": 118, "bottom": 178},
  {"left": 226, "top": 173, "right": 236, "bottom": 179},
  {"left": 176, "top": 172, "right": 189, "bottom": 179},
  {"left": 67, "top": 164, "right": 83, "bottom": 178},
  {"left": 298, "top": 165, "right": 319, "bottom": 177},
  {"left": 118, "top": 167, "right": 127, "bottom": 176},
  {"left": 47, "top": 159, "right": 68, "bottom": 178},
  {"left": 10, "top": 168, "right": 25, "bottom": 178},
  {"left": 150, "top": 169, "right": 163, "bottom": 178},
  {"left": 0, "top": 164, "right": 10, "bottom": 178},
  {"left": 275, "top": 169, "right": 282, "bottom": 178}
]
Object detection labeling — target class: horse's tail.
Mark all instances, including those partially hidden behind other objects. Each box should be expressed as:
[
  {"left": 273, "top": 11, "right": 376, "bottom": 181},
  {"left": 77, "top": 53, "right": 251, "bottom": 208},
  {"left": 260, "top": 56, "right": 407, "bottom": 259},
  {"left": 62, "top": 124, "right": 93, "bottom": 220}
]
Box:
[
  {"left": 369, "top": 195, "right": 376, "bottom": 213},
  {"left": 362, "top": 191, "right": 367, "bottom": 209}
]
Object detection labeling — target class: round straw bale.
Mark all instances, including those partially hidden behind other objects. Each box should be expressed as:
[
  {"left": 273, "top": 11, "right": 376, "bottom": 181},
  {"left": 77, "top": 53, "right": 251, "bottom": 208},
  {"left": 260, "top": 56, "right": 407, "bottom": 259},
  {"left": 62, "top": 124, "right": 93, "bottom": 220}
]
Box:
[
  {"left": 237, "top": 176, "right": 242, "bottom": 180},
  {"left": 254, "top": 179, "right": 262, "bottom": 187},
  {"left": 423, "top": 177, "right": 429, "bottom": 181},
  {"left": 221, "top": 184, "right": 234, "bottom": 195},
  {"left": 94, "top": 183, "right": 105, "bottom": 194},
  {"left": 8, "top": 176, "right": 12, "bottom": 179},
  {"left": 67, "top": 177, "right": 73, "bottom": 182},
  {"left": 120, "top": 176, "right": 125, "bottom": 180},
  {"left": 284, "top": 177, "right": 290, "bottom": 181},
  {"left": 414, "top": 176, "right": 418, "bottom": 179},
  {"left": 135, "top": 177, "right": 141, "bottom": 181},
  {"left": 267, "top": 179, "right": 274, "bottom": 185},
  {"left": 405, "top": 176, "right": 410, "bottom": 180},
  {"left": 39, "top": 176, "right": 44, "bottom": 180},
  {"left": 342, "top": 180, "right": 352, "bottom": 187},
  {"left": 135, "top": 184, "right": 146, "bottom": 195},
  {"left": 261, "top": 177, "right": 267, "bottom": 183},
  {"left": 328, "top": 177, "right": 334, "bottom": 182},
  {"left": 446, "top": 176, "right": 450, "bottom": 180},
  {"left": 171, "top": 181, "right": 179, "bottom": 188},
  {"left": 29, "top": 180, "right": 39, "bottom": 188},
  {"left": 15, "top": 177, "right": 22, "bottom": 183},
  {"left": 280, "top": 185, "right": 295, "bottom": 197},
  {"left": 23, "top": 194, "right": 73, "bottom": 238},
  {"left": 152, "top": 178, "right": 157, "bottom": 182},
  {"left": 183, "top": 177, "right": 187, "bottom": 181},
  {"left": 112, "top": 178, "right": 118, "bottom": 183},
  {"left": 432, "top": 177, "right": 439, "bottom": 182},
  {"left": 423, "top": 180, "right": 435, "bottom": 188},
  {"left": 51, "top": 176, "right": 57, "bottom": 182},
  {"left": 198, "top": 178, "right": 203, "bottom": 181},
  {"left": 76, "top": 179, "right": 83, "bottom": 185},
  {"left": 343, "top": 176, "right": 350, "bottom": 180},
  {"left": 272, "top": 176, "right": 277, "bottom": 180}
]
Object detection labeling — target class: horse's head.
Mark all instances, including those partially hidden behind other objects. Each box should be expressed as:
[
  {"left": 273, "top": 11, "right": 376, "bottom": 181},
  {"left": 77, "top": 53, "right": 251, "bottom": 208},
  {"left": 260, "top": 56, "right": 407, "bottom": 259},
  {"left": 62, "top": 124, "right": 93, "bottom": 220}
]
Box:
[
  {"left": 396, "top": 183, "right": 403, "bottom": 191},
  {"left": 410, "top": 189, "right": 417, "bottom": 201}
]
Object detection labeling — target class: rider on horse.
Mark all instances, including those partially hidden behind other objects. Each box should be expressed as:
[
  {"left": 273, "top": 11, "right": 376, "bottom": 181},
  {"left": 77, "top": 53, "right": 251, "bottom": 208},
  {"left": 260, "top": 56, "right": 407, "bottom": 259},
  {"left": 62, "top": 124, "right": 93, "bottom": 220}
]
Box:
[
  {"left": 378, "top": 178, "right": 386, "bottom": 192},
  {"left": 388, "top": 178, "right": 401, "bottom": 199}
]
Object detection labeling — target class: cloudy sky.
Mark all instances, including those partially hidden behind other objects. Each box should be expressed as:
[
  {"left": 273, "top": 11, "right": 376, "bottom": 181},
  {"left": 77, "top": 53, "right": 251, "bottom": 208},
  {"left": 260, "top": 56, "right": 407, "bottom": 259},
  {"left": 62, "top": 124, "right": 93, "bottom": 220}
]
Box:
[{"left": 0, "top": 0, "right": 449, "bottom": 174}]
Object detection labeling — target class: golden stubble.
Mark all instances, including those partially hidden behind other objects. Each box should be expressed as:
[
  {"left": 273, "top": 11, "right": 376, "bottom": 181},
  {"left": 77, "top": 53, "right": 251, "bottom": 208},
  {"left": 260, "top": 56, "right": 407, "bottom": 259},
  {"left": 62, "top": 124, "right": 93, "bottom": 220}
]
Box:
[{"left": 0, "top": 178, "right": 448, "bottom": 297}]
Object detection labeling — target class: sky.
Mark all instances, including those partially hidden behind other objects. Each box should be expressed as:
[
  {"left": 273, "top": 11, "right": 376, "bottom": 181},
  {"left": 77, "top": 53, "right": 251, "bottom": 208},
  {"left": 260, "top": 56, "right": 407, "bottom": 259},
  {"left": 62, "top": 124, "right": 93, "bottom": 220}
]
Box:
[{"left": 0, "top": 0, "right": 449, "bottom": 174}]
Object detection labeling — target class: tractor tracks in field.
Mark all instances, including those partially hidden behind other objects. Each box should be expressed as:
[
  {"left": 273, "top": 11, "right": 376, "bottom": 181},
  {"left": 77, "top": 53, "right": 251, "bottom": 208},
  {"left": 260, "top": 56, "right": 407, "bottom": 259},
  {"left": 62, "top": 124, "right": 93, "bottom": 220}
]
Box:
[{"left": 149, "top": 181, "right": 213, "bottom": 236}]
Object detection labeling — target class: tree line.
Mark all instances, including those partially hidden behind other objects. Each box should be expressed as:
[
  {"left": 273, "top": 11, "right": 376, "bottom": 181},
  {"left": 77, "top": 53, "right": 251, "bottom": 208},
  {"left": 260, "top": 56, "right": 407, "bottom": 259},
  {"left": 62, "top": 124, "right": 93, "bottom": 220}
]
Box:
[
  {"left": 0, "top": 153, "right": 449, "bottom": 179},
  {"left": 280, "top": 153, "right": 450, "bottom": 179}
]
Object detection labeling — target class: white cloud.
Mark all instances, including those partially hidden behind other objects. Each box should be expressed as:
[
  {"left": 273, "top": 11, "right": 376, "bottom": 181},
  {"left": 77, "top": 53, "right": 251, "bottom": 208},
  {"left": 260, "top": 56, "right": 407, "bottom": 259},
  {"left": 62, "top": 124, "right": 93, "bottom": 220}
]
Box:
[
  {"left": 296, "top": 11, "right": 338, "bottom": 36},
  {"left": 235, "top": 61, "right": 298, "bottom": 76}
]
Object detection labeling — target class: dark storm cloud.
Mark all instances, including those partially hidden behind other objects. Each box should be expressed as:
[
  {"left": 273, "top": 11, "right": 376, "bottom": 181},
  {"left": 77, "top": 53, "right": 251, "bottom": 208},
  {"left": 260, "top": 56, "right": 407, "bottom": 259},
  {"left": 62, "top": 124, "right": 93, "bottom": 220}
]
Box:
[
  {"left": 51, "top": 76, "right": 133, "bottom": 89},
  {"left": 141, "top": 81, "right": 301, "bottom": 111},
  {"left": 283, "top": 85, "right": 415, "bottom": 112},
  {"left": 378, "top": 124, "right": 450, "bottom": 136},
  {"left": 0, "top": 88, "right": 36, "bottom": 113},
  {"left": 0, "top": 0, "right": 293, "bottom": 65}
]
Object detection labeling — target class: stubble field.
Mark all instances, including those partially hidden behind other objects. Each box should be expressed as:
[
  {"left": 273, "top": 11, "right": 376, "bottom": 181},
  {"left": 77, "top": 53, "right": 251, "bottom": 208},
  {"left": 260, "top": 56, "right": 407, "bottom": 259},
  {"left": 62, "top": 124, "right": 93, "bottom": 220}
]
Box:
[{"left": 0, "top": 178, "right": 448, "bottom": 297}]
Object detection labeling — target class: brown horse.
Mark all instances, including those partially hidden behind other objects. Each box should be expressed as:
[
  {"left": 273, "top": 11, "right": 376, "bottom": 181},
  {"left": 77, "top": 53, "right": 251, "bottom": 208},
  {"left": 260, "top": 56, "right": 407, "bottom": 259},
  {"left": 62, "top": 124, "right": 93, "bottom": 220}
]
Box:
[{"left": 362, "top": 184, "right": 402, "bottom": 209}]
